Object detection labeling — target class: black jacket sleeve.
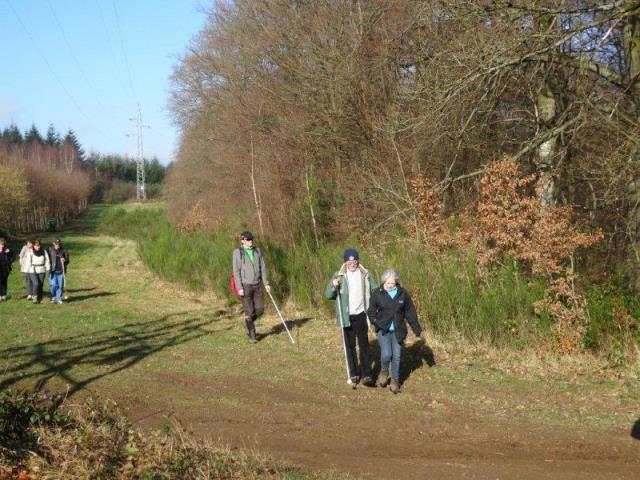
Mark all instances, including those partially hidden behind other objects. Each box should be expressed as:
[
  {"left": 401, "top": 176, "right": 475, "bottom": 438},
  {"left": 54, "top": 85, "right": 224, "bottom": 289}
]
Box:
[
  {"left": 367, "top": 290, "right": 379, "bottom": 328},
  {"left": 404, "top": 293, "right": 422, "bottom": 337}
]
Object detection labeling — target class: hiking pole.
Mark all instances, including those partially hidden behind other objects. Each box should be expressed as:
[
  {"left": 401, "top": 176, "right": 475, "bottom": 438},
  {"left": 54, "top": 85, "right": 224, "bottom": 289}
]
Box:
[
  {"left": 266, "top": 289, "right": 295, "bottom": 344},
  {"left": 335, "top": 284, "right": 353, "bottom": 385},
  {"left": 61, "top": 259, "right": 68, "bottom": 300}
]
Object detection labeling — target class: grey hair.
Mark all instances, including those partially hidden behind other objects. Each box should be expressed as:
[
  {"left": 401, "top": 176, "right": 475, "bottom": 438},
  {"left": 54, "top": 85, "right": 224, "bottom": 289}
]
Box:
[{"left": 380, "top": 268, "right": 399, "bottom": 283}]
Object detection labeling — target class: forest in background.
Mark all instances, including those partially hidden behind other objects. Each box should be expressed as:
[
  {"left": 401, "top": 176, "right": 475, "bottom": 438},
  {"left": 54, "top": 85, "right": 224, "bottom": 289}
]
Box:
[
  {"left": 0, "top": 123, "right": 169, "bottom": 235},
  {"left": 166, "top": 0, "right": 640, "bottom": 357}
]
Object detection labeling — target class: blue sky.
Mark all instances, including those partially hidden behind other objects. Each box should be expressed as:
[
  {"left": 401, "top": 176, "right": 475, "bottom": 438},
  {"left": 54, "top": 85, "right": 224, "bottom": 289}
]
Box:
[{"left": 0, "top": 0, "right": 209, "bottom": 164}]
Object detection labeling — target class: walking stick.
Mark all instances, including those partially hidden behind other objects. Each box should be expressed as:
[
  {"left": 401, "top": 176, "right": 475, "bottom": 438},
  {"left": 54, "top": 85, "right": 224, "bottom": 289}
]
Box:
[
  {"left": 61, "top": 258, "right": 68, "bottom": 300},
  {"left": 266, "top": 289, "right": 295, "bottom": 344},
  {"left": 335, "top": 284, "right": 353, "bottom": 385}
]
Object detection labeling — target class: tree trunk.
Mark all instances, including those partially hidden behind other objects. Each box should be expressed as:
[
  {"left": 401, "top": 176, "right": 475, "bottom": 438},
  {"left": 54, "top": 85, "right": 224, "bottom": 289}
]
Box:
[
  {"left": 625, "top": 6, "right": 640, "bottom": 290},
  {"left": 249, "top": 132, "right": 265, "bottom": 237}
]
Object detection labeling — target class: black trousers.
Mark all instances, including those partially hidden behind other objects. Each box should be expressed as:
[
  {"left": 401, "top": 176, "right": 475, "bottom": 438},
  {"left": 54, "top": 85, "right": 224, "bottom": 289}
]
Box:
[
  {"left": 0, "top": 273, "right": 8, "bottom": 296},
  {"left": 242, "top": 282, "right": 265, "bottom": 322},
  {"left": 343, "top": 312, "right": 372, "bottom": 379}
]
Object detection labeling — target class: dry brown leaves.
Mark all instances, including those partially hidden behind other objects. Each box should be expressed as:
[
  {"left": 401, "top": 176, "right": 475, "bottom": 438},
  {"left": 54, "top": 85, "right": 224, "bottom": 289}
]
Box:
[{"left": 412, "top": 155, "right": 603, "bottom": 352}]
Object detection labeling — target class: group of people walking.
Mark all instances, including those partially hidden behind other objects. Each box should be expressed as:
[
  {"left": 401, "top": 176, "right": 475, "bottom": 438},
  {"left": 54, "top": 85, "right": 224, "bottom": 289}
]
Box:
[
  {"left": 0, "top": 237, "right": 69, "bottom": 304},
  {"left": 231, "top": 231, "right": 424, "bottom": 394}
]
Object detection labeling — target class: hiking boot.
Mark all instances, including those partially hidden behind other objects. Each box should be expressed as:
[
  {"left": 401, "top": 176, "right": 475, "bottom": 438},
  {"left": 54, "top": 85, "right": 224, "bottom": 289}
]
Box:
[
  {"left": 376, "top": 369, "right": 390, "bottom": 388},
  {"left": 26, "top": 295, "right": 32, "bottom": 300},
  {"left": 246, "top": 320, "right": 258, "bottom": 344},
  {"left": 50, "top": 297, "right": 55, "bottom": 303},
  {"left": 361, "top": 376, "right": 375, "bottom": 387},
  {"left": 349, "top": 377, "right": 358, "bottom": 389},
  {"left": 390, "top": 378, "right": 401, "bottom": 394}
]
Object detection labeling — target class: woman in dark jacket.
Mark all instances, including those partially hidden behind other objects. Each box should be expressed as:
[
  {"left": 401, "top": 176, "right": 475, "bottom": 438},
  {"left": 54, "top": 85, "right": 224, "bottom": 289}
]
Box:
[
  {"left": 367, "top": 268, "right": 423, "bottom": 394},
  {"left": 0, "top": 237, "right": 13, "bottom": 301}
]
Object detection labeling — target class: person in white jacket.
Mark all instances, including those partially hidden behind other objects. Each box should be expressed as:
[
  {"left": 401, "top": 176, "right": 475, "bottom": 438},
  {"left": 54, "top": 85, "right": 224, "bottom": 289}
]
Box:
[
  {"left": 19, "top": 239, "right": 33, "bottom": 300},
  {"left": 27, "top": 239, "right": 50, "bottom": 304}
]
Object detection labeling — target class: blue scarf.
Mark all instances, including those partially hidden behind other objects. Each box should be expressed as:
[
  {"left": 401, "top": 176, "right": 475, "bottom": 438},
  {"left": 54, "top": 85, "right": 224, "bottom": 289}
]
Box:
[{"left": 387, "top": 287, "right": 398, "bottom": 332}]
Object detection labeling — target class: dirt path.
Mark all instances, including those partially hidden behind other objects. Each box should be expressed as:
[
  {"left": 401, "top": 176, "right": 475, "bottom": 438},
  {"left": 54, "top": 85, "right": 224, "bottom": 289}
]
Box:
[{"left": 1, "top": 209, "right": 638, "bottom": 479}]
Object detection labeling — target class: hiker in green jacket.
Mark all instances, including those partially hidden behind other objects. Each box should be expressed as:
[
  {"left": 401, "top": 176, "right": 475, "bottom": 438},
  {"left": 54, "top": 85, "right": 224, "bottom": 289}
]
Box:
[
  {"left": 232, "top": 231, "right": 271, "bottom": 343},
  {"left": 325, "top": 249, "right": 378, "bottom": 387}
]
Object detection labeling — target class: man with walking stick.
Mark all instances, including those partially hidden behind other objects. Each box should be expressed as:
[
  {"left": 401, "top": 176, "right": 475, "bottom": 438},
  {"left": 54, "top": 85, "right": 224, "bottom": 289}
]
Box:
[
  {"left": 325, "top": 249, "right": 377, "bottom": 388},
  {"left": 232, "top": 231, "right": 271, "bottom": 344},
  {"left": 48, "top": 239, "right": 69, "bottom": 305}
]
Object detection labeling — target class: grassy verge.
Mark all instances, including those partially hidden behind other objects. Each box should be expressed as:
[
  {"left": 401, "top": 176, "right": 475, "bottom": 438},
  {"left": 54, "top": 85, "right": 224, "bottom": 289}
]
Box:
[{"left": 94, "top": 203, "right": 639, "bottom": 355}]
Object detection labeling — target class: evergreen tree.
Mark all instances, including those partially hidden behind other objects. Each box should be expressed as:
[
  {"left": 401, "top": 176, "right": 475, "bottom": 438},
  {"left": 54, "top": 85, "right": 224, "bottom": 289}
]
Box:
[
  {"left": 1, "top": 124, "right": 23, "bottom": 144},
  {"left": 63, "top": 129, "right": 85, "bottom": 161},
  {"left": 24, "top": 124, "right": 44, "bottom": 144},
  {"left": 45, "top": 124, "right": 61, "bottom": 146}
]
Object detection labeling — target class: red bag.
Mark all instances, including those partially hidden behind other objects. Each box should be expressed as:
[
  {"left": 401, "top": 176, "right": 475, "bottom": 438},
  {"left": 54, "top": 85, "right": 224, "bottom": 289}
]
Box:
[{"left": 230, "top": 273, "right": 241, "bottom": 296}]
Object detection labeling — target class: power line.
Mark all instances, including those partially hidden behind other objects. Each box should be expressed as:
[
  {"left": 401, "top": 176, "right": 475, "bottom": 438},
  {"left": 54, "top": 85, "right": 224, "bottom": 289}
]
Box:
[
  {"left": 5, "top": 0, "right": 103, "bottom": 135},
  {"left": 45, "top": 0, "right": 107, "bottom": 113},
  {"left": 94, "top": 0, "right": 129, "bottom": 102},
  {"left": 111, "top": 0, "right": 138, "bottom": 102}
]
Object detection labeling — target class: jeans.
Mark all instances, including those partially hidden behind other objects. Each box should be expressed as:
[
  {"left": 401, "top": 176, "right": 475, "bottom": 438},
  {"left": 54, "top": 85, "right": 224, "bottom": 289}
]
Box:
[
  {"left": 49, "top": 273, "right": 65, "bottom": 302},
  {"left": 377, "top": 329, "right": 402, "bottom": 380},
  {"left": 24, "top": 273, "right": 34, "bottom": 296},
  {"left": 28, "top": 273, "right": 45, "bottom": 301},
  {"left": 343, "top": 312, "right": 372, "bottom": 379}
]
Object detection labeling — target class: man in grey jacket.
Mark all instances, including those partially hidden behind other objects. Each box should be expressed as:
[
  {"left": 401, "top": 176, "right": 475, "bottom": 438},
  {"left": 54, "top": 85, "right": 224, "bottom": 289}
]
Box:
[{"left": 232, "top": 231, "right": 271, "bottom": 343}]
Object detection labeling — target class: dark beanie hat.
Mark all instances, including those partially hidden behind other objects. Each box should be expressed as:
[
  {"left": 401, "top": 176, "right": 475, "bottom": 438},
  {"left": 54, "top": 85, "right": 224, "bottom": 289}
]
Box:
[
  {"left": 343, "top": 248, "right": 359, "bottom": 261},
  {"left": 240, "top": 231, "right": 254, "bottom": 240}
]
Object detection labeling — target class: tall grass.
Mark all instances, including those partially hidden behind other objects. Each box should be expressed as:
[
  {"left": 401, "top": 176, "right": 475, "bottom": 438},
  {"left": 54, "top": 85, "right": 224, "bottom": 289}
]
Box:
[{"left": 97, "top": 205, "right": 552, "bottom": 347}]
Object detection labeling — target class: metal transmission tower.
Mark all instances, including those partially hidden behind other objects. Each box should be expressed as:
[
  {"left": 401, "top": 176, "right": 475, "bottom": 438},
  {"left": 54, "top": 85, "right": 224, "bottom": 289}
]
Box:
[{"left": 129, "top": 103, "right": 150, "bottom": 201}]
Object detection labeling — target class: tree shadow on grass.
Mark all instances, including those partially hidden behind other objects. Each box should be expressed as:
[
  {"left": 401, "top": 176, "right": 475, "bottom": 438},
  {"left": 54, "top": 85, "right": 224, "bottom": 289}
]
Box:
[
  {"left": 258, "top": 317, "right": 312, "bottom": 341},
  {"left": 0, "top": 310, "right": 231, "bottom": 397},
  {"left": 631, "top": 419, "right": 640, "bottom": 440}
]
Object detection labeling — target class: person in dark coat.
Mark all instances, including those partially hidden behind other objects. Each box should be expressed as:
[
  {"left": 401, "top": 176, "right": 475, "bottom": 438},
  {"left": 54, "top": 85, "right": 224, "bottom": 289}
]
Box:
[
  {"left": 367, "top": 268, "right": 423, "bottom": 394},
  {"left": 0, "top": 238, "right": 14, "bottom": 301},
  {"left": 47, "top": 239, "right": 69, "bottom": 304}
]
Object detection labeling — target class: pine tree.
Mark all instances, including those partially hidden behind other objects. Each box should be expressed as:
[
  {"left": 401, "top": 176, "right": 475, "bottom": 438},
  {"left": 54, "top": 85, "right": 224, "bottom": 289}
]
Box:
[
  {"left": 1, "top": 124, "right": 23, "bottom": 144},
  {"left": 24, "top": 124, "right": 44, "bottom": 144},
  {"left": 63, "top": 129, "right": 85, "bottom": 162},
  {"left": 45, "top": 124, "right": 61, "bottom": 146}
]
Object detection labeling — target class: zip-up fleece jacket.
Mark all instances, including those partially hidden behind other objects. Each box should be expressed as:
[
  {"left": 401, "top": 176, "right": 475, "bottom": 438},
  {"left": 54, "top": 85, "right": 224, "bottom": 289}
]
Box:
[
  {"left": 367, "top": 285, "right": 422, "bottom": 343},
  {"left": 324, "top": 263, "right": 378, "bottom": 328},
  {"left": 19, "top": 246, "right": 32, "bottom": 274},
  {"left": 232, "top": 247, "right": 269, "bottom": 288},
  {"left": 26, "top": 250, "right": 50, "bottom": 274}
]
